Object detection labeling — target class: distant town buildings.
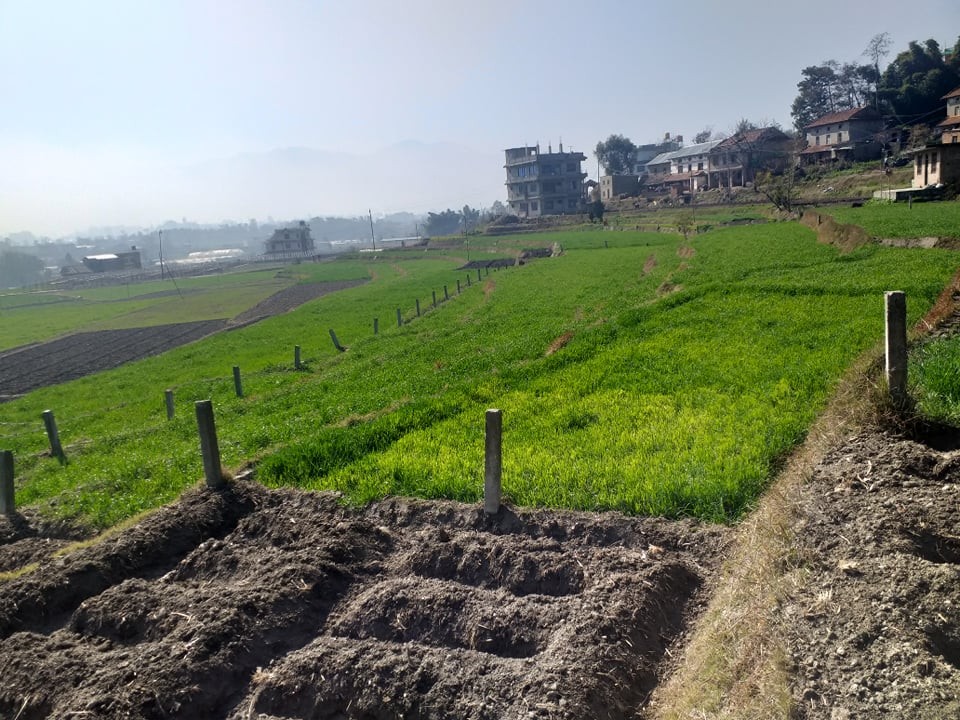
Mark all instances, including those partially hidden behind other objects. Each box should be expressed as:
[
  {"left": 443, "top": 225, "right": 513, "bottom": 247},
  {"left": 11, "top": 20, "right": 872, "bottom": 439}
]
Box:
[
  {"left": 264, "top": 221, "right": 315, "bottom": 255},
  {"left": 503, "top": 144, "right": 587, "bottom": 218},
  {"left": 80, "top": 250, "right": 142, "bottom": 273}
]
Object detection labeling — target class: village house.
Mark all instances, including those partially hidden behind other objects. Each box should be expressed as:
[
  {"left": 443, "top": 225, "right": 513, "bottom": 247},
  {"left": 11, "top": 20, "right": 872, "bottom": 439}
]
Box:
[
  {"left": 912, "top": 85, "right": 960, "bottom": 190},
  {"left": 631, "top": 134, "right": 682, "bottom": 176},
  {"left": 936, "top": 86, "right": 960, "bottom": 144},
  {"left": 264, "top": 221, "right": 315, "bottom": 256},
  {"left": 799, "top": 106, "right": 883, "bottom": 166},
  {"left": 80, "top": 250, "right": 142, "bottom": 273},
  {"left": 643, "top": 139, "right": 722, "bottom": 195},
  {"left": 599, "top": 174, "right": 639, "bottom": 200},
  {"left": 504, "top": 144, "right": 586, "bottom": 218},
  {"left": 708, "top": 127, "right": 792, "bottom": 188}
]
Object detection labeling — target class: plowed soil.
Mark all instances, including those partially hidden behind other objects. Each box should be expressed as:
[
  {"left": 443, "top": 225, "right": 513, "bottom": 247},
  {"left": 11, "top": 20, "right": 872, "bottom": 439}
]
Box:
[
  {"left": 787, "top": 431, "right": 960, "bottom": 718},
  {"left": 0, "top": 483, "right": 725, "bottom": 719},
  {"left": 0, "top": 320, "right": 226, "bottom": 400}
]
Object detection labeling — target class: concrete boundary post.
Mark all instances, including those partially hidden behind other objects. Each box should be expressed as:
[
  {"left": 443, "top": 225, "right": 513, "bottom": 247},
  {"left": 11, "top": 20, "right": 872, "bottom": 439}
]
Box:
[
  {"left": 233, "top": 366, "right": 243, "bottom": 398},
  {"left": 416, "top": 299, "right": 421, "bottom": 317},
  {"left": 484, "top": 409, "right": 502, "bottom": 515},
  {"left": 195, "top": 400, "right": 225, "bottom": 489},
  {"left": 164, "top": 389, "right": 175, "bottom": 420},
  {"left": 457, "top": 279, "right": 461, "bottom": 294},
  {"left": 42, "top": 410, "right": 65, "bottom": 464},
  {"left": 468, "top": 274, "right": 472, "bottom": 287},
  {"left": 0, "top": 450, "right": 14, "bottom": 514},
  {"left": 444, "top": 285, "right": 449, "bottom": 301},
  {"left": 885, "top": 291, "right": 908, "bottom": 405},
  {"left": 396, "top": 308, "right": 402, "bottom": 327},
  {"left": 294, "top": 345, "right": 302, "bottom": 369},
  {"left": 329, "top": 329, "right": 346, "bottom": 352},
  {"left": 373, "top": 318, "right": 379, "bottom": 335},
  {"left": 432, "top": 290, "right": 437, "bottom": 308}
]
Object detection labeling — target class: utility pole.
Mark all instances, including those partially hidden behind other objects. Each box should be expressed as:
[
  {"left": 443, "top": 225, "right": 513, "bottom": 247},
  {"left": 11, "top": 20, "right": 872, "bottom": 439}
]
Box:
[
  {"left": 158, "top": 230, "right": 164, "bottom": 280},
  {"left": 368, "top": 209, "right": 376, "bottom": 251}
]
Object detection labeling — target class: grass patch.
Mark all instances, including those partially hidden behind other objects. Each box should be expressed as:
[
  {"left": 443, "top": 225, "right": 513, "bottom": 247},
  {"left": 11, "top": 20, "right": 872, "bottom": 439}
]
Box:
[
  {"left": 828, "top": 200, "right": 960, "bottom": 239},
  {"left": 2, "top": 224, "right": 958, "bottom": 529}
]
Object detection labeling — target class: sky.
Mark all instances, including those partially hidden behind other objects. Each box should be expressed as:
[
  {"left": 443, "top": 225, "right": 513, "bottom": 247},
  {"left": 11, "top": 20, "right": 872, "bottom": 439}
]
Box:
[{"left": 1, "top": 0, "right": 958, "bottom": 238}]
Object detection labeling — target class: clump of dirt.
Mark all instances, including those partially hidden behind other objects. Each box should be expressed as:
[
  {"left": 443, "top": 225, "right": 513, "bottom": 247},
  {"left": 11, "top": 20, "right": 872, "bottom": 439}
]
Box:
[
  {"left": 785, "top": 431, "right": 960, "bottom": 718},
  {"left": 677, "top": 246, "right": 695, "bottom": 259},
  {"left": 545, "top": 331, "right": 574, "bottom": 356},
  {"left": 643, "top": 254, "right": 658, "bottom": 275},
  {"left": 0, "top": 485, "right": 725, "bottom": 719}
]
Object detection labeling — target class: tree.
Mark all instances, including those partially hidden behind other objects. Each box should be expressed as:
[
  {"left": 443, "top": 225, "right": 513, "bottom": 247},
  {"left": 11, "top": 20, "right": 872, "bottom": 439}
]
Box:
[
  {"left": 587, "top": 199, "right": 605, "bottom": 223},
  {"left": 863, "top": 32, "right": 892, "bottom": 109},
  {"left": 0, "top": 249, "right": 44, "bottom": 288},
  {"left": 790, "top": 61, "right": 873, "bottom": 130},
  {"left": 461, "top": 205, "right": 480, "bottom": 234},
  {"left": 694, "top": 128, "right": 713, "bottom": 144},
  {"left": 879, "top": 39, "right": 960, "bottom": 121},
  {"left": 594, "top": 134, "right": 637, "bottom": 175},
  {"left": 755, "top": 170, "right": 799, "bottom": 213},
  {"left": 423, "top": 209, "right": 462, "bottom": 237}
]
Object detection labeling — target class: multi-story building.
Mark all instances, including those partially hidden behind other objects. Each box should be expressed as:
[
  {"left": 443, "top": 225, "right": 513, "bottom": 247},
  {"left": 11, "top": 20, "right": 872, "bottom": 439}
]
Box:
[
  {"left": 643, "top": 139, "right": 722, "bottom": 194},
  {"left": 708, "top": 127, "right": 792, "bottom": 188},
  {"left": 799, "top": 107, "right": 883, "bottom": 165},
  {"left": 504, "top": 144, "right": 587, "bottom": 218},
  {"left": 936, "top": 85, "right": 960, "bottom": 144}
]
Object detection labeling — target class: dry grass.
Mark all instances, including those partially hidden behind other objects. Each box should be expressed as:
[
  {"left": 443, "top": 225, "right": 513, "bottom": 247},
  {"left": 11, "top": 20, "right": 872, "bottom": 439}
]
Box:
[
  {"left": 799, "top": 212, "right": 870, "bottom": 253},
  {"left": 545, "top": 331, "right": 574, "bottom": 356},
  {"left": 650, "top": 350, "right": 882, "bottom": 719},
  {"left": 644, "top": 254, "right": 658, "bottom": 275}
]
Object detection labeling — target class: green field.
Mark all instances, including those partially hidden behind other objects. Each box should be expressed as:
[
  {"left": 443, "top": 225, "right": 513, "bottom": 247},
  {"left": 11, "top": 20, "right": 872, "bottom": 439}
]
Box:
[
  {"left": 827, "top": 200, "right": 960, "bottom": 239},
  {"left": 0, "top": 263, "right": 370, "bottom": 351},
  {"left": 3, "top": 224, "right": 958, "bottom": 529}
]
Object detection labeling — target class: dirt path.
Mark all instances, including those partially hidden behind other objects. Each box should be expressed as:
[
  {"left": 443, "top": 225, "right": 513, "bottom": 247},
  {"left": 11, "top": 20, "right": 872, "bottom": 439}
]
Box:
[
  {"left": 785, "top": 431, "right": 960, "bottom": 718},
  {"left": 0, "top": 484, "right": 725, "bottom": 719}
]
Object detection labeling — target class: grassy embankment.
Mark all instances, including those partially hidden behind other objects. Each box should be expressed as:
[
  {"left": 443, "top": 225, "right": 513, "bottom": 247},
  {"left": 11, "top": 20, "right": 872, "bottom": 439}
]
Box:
[{"left": 2, "top": 224, "right": 958, "bottom": 530}]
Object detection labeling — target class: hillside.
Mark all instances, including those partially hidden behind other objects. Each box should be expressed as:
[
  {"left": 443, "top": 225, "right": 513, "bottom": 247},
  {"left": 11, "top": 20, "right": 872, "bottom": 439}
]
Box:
[{"left": 1, "top": 213, "right": 960, "bottom": 717}]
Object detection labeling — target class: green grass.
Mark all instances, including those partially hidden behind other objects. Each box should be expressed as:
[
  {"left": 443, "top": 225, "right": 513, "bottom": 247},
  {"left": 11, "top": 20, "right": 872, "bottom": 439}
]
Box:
[
  {"left": 0, "top": 263, "right": 370, "bottom": 350},
  {"left": 910, "top": 335, "right": 960, "bottom": 425},
  {"left": 3, "top": 224, "right": 958, "bottom": 529},
  {"left": 827, "top": 200, "right": 960, "bottom": 239}
]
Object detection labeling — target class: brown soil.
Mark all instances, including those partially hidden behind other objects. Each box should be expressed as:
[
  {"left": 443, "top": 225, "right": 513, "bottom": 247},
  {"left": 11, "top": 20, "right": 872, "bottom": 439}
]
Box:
[
  {"left": 0, "top": 484, "right": 725, "bottom": 719},
  {"left": 0, "top": 320, "right": 226, "bottom": 400},
  {"left": 230, "top": 280, "right": 366, "bottom": 326},
  {"left": 785, "top": 431, "right": 960, "bottom": 718}
]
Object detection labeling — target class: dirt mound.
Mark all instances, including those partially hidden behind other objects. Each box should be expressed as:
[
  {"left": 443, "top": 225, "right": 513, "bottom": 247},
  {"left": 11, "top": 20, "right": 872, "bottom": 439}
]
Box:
[
  {"left": 0, "top": 484, "right": 725, "bottom": 719},
  {"left": 0, "top": 319, "right": 226, "bottom": 400},
  {"left": 786, "top": 432, "right": 960, "bottom": 718}
]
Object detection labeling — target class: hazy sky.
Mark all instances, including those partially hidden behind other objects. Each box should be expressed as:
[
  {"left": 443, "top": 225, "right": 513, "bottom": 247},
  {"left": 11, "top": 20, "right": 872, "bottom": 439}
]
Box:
[{"left": 2, "top": 0, "right": 958, "bottom": 237}]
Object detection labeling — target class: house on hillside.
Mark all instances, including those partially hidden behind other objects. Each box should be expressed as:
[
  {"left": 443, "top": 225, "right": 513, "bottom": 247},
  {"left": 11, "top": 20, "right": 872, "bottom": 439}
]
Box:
[
  {"left": 631, "top": 134, "right": 683, "bottom": 176},
  {"left": 936, "top": 85, "right": 960, "bottom": 144},
  {"left": 912, "top": 86, "right": 960, "bottom": 190},
  {"left": 799, "top": 107, "right": 883, "bottom": 166},
  {"left": 504, "top": 143, "right": 587, "bottom": 218},
  {"left": 708, "top": 127, "right": 792, "bottom": 188},
  {"left": 599, "top": 174, "right": 639, "bottom": 200},
  {"left": 264, "top": 221, "right": 315, "bottom": 256},
  {"left": 642, "top": 139, "right": 722, "bottom": 195}
]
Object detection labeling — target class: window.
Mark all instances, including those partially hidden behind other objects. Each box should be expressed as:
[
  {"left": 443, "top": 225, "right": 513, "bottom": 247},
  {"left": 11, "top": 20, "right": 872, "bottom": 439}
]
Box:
[
  {"left": 697, "top": 162, "right": 703, "bottom": 171},
  {"left": 837, "top": 132, "right": 843, "bottom": 142},
  {"left": 531, "top": 201, "right": 538, "bottom": 211},
  {"left": 816, "top": 136, "right": 820, "bottom": 146},
  {"left": 826, "top": 134, "right": 832, "bottom": 144},
  {"left": 566, "top": 162, "right": 578, "bottom": 172}
]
